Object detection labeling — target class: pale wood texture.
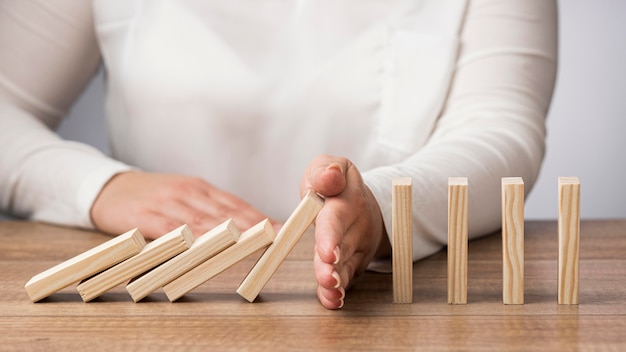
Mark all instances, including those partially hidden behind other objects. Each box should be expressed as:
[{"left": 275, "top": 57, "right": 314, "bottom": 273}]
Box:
[
  {"left": 558, "top": 177, "right": 580, "bottom": 304},
  {"left": 392, "top": 177, "right": 413, "bottom": 304},
  {"left": 77, "top": 225, "right": 194, "bottom": 302},
  {"left": 164, "top": 219, "right": 276, "bottom": 301},
  {"left": 237, "top": 190, "right": 324, "bottom": 302},
  {"left": 502, "top": 177, "right": 525, "bottom": 305},
  {"left": 24, "top": 228, "right": 145, "bottom": 302},
  {"left": 448, "top": 177, "right": 468, "bottom": 304},
  {"left": 3, "top": 220, "right": 626, "bottom": 350},
  {"left": 126, "top": 219, "right": 240, "bottom": 302}
]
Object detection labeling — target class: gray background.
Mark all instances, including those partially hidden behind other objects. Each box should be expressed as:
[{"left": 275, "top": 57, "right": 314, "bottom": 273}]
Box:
[{"left": 4, "top": 0, "right": 626, "bottom": 220}]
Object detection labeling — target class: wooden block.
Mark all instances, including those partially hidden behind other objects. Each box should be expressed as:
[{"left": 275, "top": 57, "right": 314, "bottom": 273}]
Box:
[
  {"left": 501, "top": 177, "right": 524, "bottom": 305},
  {"left": 24, "top": 229, "right": 146, "bottom": 302},
  {"left": 77, "top": 225, "right": 195, "bottom": 302},
  {"left": 448, "top": 177, "right": 468, "bottom": 304},
  {"left": 126, "top": 219, "right": 240, "bottom": 302},
  {"left": 237, "top": 190, "right": 324, "bottom": 302},
  {"left": 164, "top": 219, "right": 276, "bottom": 301},
  {"left": 392, "top": 177, "right": 413, "bottom": 304},
  {"left": 558, "top": 176, "right": 580, "bottom": 305}
]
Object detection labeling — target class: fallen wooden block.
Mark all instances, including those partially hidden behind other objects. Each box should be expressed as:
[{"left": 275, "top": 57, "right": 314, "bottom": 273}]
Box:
[
  {"left": 237, "top": 190, "right": 324, "bottom": 302},
  {"left": 448, "top": 177, "right": 468, "bottom": 304},
  {"left": 501, "top": 177, "right": 524, "bottom": 305},
  {"left": 164, "top": 219, "right": 276, "bottom": 301},
  {"left": 25, "top": 228, "right": 146, "bottom": 302},
  {"left": 77, "top": 225, "right": 195, "bottom": 302},
  {"left": 558, "top": 176, "right": 580, "bottom": 305},
  {"left": 126, "top": 219, "right": 240, "bottom": 302},
  {"left": 392, "top": 177, "right": 413, "bottom": 304}
]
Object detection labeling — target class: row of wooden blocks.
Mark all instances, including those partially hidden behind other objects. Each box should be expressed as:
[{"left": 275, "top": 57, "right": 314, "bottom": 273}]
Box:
[
  {"left": 391, "top": 176, "right": 581, "bottom": 305},
  {"left": 25, "top": 190, "right": 324, "bottom": 303},
  {"left": 26, "top": 176, "right": 580, "bottom": 306}
]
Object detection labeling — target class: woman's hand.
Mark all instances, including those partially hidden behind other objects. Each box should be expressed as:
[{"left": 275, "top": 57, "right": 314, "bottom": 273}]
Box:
[
  {"left": 90, "top": 172, "right": 274, "bottom": 239},
  {"left": 301, "top": 155, "right": 391, "bottom": 309}
]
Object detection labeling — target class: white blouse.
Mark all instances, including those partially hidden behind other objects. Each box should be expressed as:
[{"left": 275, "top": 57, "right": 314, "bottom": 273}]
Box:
[{"left": 0, "top": 0, "right": 557, "bottom": 261}]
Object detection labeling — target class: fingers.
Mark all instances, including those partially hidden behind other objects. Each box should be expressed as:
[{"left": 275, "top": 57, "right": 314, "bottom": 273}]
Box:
[
  {"left": 314, "top": 202, "right": 347, "bottom": 265},
  {"left": 132, "top": 210, "right": 188, "bottom": 240},
  {"left": 314, "top": 224, "right": 369, "bottom": 310},
  {"left": 314, "top": 249, "right": 344, "bottom": 309},
  {"left": 314, "top": 228, "right": 362, "bottom": 310},
  {"left": 317, "top": 285, "right": 345, "bottom": 309},
  {"left": 152, "top": 188, "right": 271, "bottom": 238},
  {"left": 313, "top": 248, "right": 340, "bottom": 289},
  {"left": 91, "top": 172, "right": 274, "bottom": 239},
  {"left": 181, "top": 185, "right": 269, "bottom": 231},
  {"left": 312, "top": 179, "right": 368, "bottom": 310}
]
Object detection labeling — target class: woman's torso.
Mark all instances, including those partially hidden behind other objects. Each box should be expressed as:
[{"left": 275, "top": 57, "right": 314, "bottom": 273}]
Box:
[{"left": 93, "top": 0, "right": 466, "bottom": 218}]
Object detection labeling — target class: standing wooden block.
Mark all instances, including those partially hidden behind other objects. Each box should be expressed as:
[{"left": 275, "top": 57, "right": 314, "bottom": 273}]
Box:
[
  {"left": 237, "top": 190, "right": 324, "bottom": 302},
  {"left": 126, "top": 219, "right": 240, "bottom": 302},
  {"left": 501, "top": 177, "right": 524, "bottom": 305},
  {"left": 558, "top": 176, "right": 580, "bottom": 305},
  {"left": 77, "top": 225, "right": 195, "bottom": 302},
  {"left": 164, "top": 219, "right": 276, "bottom": 301},
  {"left": 392, "top": 177, "right": 413, "bottom": 304},
  {"left": 25, "top": 228, "right": 146, "bottom": 302},
  {"left": 448, "top": 177, "right": 468, "bottom": 304}
]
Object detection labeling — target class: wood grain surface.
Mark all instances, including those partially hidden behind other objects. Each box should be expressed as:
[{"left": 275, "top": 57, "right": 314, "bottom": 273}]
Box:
[{"left": 1, "top": 220, "right": 625, "bottom": 350}]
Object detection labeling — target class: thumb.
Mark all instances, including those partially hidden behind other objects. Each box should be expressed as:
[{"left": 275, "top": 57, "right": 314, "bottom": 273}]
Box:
[{"left": 301, "top": 155, "right": 351, "bottom": 198}]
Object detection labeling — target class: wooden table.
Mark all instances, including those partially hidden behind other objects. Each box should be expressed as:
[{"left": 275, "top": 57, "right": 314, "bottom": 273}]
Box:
[{"left": 1, "top": 220, "right": 625, "bottom": 350}]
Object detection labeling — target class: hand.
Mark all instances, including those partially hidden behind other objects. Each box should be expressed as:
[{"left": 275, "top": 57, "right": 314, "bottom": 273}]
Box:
[
  {"left": 301, "top": 155, "right": 391, "bottom": 309},
  {"left": 90, "top": 172, "right": 275, "bottom": 239}
]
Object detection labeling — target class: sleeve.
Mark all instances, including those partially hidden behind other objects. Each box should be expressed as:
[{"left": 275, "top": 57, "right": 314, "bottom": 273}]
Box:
[
  {"left": 362, "top": 0, "right": 558, "bottom": 261},
  {"left": 0, "top": 0, "right": 133, "bottom": 228}
]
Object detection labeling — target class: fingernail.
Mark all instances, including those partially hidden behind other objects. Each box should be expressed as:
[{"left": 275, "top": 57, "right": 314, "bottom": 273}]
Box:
[
  {"left": 338, "top": 287, "right": 345, "bottom": 309},
  {"left": 326, "top": 163, "right": 344, "bottom": 174},
  {"left": 332, "top": 271, "right": 341, "bottom": 289},
  {"left": 333, "top": 247, "right": 340, "bottom": 265}
]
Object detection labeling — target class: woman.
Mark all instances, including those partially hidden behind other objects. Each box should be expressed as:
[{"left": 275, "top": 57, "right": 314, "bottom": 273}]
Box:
[{"left": 0, "top": 0, "right": 557, "bottom": 309}]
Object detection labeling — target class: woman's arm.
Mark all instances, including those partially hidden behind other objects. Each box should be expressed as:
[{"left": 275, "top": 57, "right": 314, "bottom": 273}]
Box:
[
  {"left": 364, "top": 0, "right": 558, "bottom": 261},
  {"left": 0, "top": 0, "right": 132, "bottom": 227}
]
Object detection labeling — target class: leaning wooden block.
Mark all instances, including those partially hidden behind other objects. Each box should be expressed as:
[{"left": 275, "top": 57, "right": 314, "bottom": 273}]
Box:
[
  {"left": 558, "top": 176, "right": 580, "bottom": 305},
  {"left": 77, "top": 225, "right": 195, "bottom": 302},
  {"left": 237, "top": 190, "right": 324, "bottom": 302},
  {"left": 448, "top": 177, "right": 468, "bottom": 304},
  {"left": 164, "top": 219, "right": 276, "bottom": 301},
  {"left": 392, "top": 177, "right": 413, "bottom": 304},
  {"left": 25, "top": 228, "right": 146, "bottom": 302},
  {"left": 126, "top": 219, "right": 240, "bottom": 302},
  {"left": 501, "top": 177, "right": 524, "bottom": 305}
]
